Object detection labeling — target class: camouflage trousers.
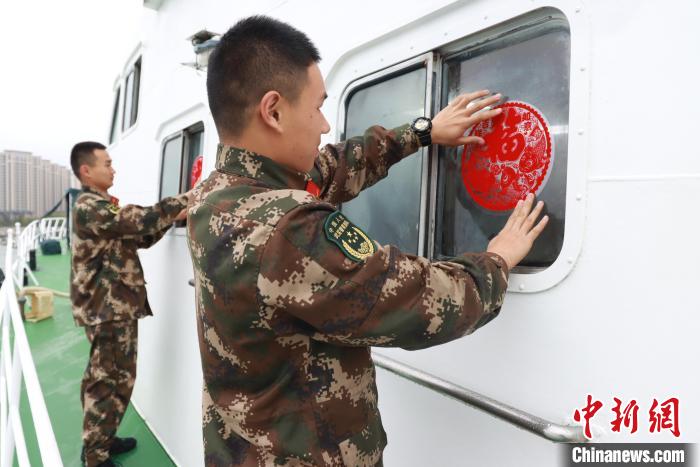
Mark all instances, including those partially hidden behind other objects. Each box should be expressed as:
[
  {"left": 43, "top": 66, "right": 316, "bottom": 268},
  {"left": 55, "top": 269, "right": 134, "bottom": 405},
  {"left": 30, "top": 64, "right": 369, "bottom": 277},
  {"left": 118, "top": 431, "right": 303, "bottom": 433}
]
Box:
[{"left": 80, "top": 319, "right": 138, "bottom": 467}]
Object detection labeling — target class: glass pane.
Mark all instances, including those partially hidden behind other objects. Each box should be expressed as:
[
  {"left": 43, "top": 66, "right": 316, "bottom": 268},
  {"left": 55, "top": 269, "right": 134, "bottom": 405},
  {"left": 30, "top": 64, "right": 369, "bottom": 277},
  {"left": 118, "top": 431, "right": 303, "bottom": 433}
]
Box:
[
  {"left": 342, "top": 67, "right": 426, "bottom": 254},
  {"left": 160, "top": 135, "right": 183, "bottom": 199},
  {"left": 122, "top": 71, "right": 134, "bottom": 131},
  {"left": 109, "top": 89, "right": 120, "bottom": 144},
  {"left": 436, "top": 18, "right": 570, "bottom": 269},
  {"left": 130, "top": 60, "right": 141, "bottom": 126},
  {"left": 184, "top": 128, "right": 204, "bottom": 191}
]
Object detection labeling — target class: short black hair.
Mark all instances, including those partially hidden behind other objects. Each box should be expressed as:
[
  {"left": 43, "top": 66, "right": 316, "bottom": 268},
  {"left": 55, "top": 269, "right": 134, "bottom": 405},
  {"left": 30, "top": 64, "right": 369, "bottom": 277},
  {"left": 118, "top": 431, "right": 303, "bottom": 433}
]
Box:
[
  {"left": 207, "top": 16, "right": 321, "bottom": 138},
  {"left": 70, "top": 141, "right": 105, "bottom": 181}
]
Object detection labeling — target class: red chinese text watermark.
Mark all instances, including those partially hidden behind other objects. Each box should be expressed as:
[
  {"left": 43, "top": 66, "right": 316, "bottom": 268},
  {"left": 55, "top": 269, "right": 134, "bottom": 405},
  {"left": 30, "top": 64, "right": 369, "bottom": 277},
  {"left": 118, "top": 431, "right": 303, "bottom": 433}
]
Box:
[{"left": 573, "top": 395, "right": 680, "bottom": 439}]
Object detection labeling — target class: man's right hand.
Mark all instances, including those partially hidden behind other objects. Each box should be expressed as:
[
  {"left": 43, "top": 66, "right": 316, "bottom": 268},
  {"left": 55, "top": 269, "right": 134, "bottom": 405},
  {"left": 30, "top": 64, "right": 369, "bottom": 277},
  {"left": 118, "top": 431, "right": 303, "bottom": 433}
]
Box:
[
  {"left": 431, "top": 90, "right": 503, "bottom": 147},
  {"left": 174, "top": 208, "right": 188, "bottom": 222},
  {"left": 486, "top": 193, "right": 549, "bottom": 271},
  {"left": 182, "top": 188, "right": 196, "bottom": 201}
]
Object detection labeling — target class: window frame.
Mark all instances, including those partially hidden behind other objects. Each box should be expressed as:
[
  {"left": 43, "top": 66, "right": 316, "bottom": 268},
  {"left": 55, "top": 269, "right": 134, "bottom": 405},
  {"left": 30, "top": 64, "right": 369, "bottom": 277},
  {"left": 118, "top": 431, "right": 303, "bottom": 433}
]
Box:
[
  {"left": 122, "top": 57, "right": 141, "bottom": 131},
  {"left": 337, "top": 52, "right": 434, "bottom": 256},
  {"left": 108, "top": 86, "right": 121, "bottom": 144},
  {"left": 429, "top": 13, "right": 571, "bottom": 272},
  {"left": 158, "top": 132, "right": 185, "bottom": 201},
  {"left": 108, "top": 46, "right": 142, "bottom": 145},
  {"left": 328, "top": 5, "right": 589, "bottom": 293},
  {"left": 130, "top": 58, "right": 141, "bottom": 126},
  {"left": 181, "top": 122, "right": 205, "bottom": 192},
  {"left": 158, "top": 121, "right": 205, "bottom": 201}
]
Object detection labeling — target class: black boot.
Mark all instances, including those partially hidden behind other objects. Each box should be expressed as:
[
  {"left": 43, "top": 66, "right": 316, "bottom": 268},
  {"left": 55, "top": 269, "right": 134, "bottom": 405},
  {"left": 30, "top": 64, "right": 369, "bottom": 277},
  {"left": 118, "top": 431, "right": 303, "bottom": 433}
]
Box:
[
  {"left": 81, "top": 450, "right": 120, "bottom": 467},
  {"left": 109, "top": 436, "right": 137, "bottom": 455},
  {"left": 96, "top": 459, "right": 120, "bottom": 467}
]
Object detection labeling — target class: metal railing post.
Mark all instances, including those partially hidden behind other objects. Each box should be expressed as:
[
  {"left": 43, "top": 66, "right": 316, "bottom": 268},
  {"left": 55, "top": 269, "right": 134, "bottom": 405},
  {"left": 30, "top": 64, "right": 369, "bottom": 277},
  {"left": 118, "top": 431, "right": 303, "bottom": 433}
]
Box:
[
  {"left": 0, "top": 323, "right": 5, "bottom": 467},
  {"left": 1, "top": 229, "right": 16, "bottom": 467},
  {"left": 9, "top": 337, "right": 28, "bottom": 467}
]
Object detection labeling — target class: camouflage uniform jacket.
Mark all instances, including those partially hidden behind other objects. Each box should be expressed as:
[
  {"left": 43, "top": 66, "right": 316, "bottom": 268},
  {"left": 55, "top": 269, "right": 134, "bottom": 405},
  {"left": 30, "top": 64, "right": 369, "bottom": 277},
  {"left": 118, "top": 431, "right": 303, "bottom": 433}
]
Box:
[
  {"left": 71, "top": 186, "right": 188, "bottom": 326},
  {"left": 187, "top": 124, "right": 510, "bottom": 466}
]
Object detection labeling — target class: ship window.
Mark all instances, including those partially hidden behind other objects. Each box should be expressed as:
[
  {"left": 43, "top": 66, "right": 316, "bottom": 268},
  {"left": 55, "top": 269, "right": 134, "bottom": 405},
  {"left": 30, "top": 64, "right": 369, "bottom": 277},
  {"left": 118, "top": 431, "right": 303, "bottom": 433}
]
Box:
[
  {"left": 435, "top": 16, "right": 570, "bottom": 270},
  {"left": 159, "top": 134, "right": 183, "bottom": 200},
  {"left": 109, "top": 87, "right": 121, "bottom": 144},
  {"left": 341, "top": 66, "right": 427, "bottom": 255},
  {"left": 183, "top": 125, "right": 204, "bottom": 191},
  {"left": 159, "top": 122, "right": 205, "bottom": 203},
  {"left": 122, "top": 58, "right": 141, "bottom": 131}
]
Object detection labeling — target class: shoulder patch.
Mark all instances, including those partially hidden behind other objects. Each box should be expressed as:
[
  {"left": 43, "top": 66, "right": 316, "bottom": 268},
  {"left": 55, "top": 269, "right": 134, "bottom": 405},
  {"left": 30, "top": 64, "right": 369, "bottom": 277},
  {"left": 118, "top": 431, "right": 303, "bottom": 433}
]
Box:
[
  {"left": 324, "top": 211, "right": 376, "bottom": 262},
  {"left": 107, "top": 204, "right": 120, "bottom": 215}
]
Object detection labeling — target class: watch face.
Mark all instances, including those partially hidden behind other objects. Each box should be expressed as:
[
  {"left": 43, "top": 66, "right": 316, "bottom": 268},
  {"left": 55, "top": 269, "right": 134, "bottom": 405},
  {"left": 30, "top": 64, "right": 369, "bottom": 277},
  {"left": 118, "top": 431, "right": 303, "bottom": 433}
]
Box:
[{"left": 414, "top": 118, "right": 429, "bottom": 131}]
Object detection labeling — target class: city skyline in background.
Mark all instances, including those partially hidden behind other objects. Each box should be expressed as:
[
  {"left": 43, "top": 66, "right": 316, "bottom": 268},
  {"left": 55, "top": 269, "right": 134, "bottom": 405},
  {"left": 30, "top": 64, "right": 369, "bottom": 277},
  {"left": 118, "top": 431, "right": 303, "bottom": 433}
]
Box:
[{"left": 0, "top": 149, "right": 79, "bottom": 224}]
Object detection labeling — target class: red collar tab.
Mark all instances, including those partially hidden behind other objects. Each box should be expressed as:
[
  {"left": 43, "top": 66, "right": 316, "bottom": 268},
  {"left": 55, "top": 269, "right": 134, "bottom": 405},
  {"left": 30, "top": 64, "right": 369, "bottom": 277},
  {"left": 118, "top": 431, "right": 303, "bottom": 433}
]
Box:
[
  {"left": 305, "top": 180, "right": 321, "bottom": 197},
  {"left": 109, "top": 196, "right": 120, "bottom": 206}
]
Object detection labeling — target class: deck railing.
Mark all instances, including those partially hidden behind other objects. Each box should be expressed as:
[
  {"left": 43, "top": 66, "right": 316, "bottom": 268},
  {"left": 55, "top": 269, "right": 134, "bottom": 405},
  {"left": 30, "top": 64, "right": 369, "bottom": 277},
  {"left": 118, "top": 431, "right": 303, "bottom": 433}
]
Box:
[
  {"left": 11, "top": 218, "right": 67, "bottom": 290},
  {"left": 12, "top": 222, "right": 39, "bottom": 288},
  {"left": 38, "top": 218, "right": 66, "bottom": 245},
  {"left": 0, "top": 228, "right": 63, "bottom": 467}
]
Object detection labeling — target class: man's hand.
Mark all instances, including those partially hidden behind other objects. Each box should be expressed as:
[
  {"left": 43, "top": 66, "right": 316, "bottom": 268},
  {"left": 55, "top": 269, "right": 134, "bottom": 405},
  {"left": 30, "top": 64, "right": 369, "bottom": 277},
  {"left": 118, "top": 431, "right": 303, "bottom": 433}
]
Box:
[
  {"left": 487, "top": 193, "right": 549, "bottom": 271},
  {"left": 182, "top": 188, "right": 195, "bottom": 201},
  {"left": 431, "top": 90, "right": 503, "bottom": 147},
  {"left": 174, "top": 208, "right": 188, "bottom": 222}
]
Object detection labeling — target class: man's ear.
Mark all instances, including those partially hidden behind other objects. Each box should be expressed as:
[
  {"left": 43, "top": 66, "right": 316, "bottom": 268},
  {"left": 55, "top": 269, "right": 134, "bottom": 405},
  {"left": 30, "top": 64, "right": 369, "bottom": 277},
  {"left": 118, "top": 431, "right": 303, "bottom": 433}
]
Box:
[
  {"left": 259, "top": 91, "right": 284, "bottom": 133},
  {"left": 79, "top": 164, "right": 91, "bottom": 182}
]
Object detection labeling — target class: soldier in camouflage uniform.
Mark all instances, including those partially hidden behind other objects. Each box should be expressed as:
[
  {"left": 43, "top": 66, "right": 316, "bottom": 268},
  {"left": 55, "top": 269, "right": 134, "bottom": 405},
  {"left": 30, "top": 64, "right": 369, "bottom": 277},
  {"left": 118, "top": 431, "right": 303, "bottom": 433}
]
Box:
[
  {"left": 188, "top": 17, "right": 548, "bottom": 466},
  {"left": 69, "top": 141, "right": 191, "bottom": 467}
]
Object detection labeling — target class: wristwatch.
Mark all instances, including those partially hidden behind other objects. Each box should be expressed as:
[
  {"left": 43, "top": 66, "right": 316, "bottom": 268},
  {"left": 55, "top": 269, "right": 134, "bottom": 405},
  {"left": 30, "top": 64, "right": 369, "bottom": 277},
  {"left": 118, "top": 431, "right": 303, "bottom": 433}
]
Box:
[{"left": 411, "top": 117, "right": 432, "bottom": 147}]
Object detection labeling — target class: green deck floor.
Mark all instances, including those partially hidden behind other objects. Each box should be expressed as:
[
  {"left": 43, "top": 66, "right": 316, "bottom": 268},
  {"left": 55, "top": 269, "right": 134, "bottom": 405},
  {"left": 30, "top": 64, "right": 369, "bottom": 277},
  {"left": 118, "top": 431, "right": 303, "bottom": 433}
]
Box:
[{"left": 16, "top": 248, "right": 176, "bottom": 466}]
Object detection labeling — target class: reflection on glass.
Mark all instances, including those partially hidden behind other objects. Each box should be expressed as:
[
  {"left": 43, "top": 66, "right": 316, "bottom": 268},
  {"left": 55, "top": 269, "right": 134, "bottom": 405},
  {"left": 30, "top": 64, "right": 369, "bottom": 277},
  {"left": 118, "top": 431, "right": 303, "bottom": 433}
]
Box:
[
  {"left": 130, "top": 60, "right": 140, "bottom": 125},
  {"left": 185, "top": 129, "right": 204, "bottom": 190},
  {"left": 436, "top": 18, "right": 570, "bottom": 269},
  {"left": 122, "top": 71, "right": 134, "bottom": 131},
  {"left": 342, "top": 67, "right": 426, "bottom": 254},
  {"left": 160, "top": 135, "right": 183, "bottom": 199},
  {"left": 109, "top": 89, "right": 120, "bottom": 144}
]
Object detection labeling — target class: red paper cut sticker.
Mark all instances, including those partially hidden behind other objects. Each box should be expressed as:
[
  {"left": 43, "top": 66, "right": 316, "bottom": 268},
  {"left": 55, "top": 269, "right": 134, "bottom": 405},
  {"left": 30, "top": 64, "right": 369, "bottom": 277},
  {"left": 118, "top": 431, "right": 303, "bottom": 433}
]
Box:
[
  {"left": 190, "top": 155, "right": 203, "bottom": 188},
  {"left": 461, "top": 101, "right": 553, "bottom": 211}
]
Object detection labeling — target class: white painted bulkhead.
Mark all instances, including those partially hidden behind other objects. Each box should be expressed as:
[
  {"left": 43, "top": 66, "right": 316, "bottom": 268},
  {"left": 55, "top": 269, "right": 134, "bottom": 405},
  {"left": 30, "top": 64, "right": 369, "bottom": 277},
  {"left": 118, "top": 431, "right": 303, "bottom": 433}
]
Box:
[{"left": 105, "top": 1, "right": 700, "bottom": 466}]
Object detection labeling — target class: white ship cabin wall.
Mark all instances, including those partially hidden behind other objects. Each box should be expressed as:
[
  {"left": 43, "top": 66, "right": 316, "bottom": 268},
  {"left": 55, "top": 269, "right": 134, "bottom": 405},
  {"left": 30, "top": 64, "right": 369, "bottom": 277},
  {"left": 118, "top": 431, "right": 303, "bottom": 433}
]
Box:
[{"left": 105, "top": 1, "right": 700, "bottom": 466}]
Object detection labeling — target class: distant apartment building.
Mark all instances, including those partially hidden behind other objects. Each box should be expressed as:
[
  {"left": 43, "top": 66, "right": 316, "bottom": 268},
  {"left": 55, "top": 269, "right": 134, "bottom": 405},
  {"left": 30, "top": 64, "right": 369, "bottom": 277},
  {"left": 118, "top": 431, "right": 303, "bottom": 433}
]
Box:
[{"left": 0, "top": 149, "right": 79, "bottom": 221}]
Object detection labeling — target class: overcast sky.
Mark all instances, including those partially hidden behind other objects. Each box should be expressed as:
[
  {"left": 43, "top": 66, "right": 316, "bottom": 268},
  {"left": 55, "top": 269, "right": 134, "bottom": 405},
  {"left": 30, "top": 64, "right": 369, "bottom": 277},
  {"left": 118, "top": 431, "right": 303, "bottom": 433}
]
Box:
[{"left": 0, "top": 0, "right": 143, "bottom": 168}]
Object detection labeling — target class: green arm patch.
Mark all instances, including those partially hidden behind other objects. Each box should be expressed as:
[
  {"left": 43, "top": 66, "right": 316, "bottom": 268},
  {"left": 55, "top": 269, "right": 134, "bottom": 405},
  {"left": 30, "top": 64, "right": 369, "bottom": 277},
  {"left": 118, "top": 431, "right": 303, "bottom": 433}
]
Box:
[{"left": 324, "top": 211, "right": 376, "bottom": 262}]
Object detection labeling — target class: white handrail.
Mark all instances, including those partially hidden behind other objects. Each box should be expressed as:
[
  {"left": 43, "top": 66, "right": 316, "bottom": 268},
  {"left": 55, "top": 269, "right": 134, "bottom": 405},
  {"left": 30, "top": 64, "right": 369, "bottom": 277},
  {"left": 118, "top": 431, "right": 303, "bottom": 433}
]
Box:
[
  {"left": 12, "top": 222, "right": 38, "bottom": 288},
  {"left": 12, "top": 218, "right": 68, "bottom": 286},
  {"left": 0, "top": 228, "right": 63, "bottom": 467},
  {"left": 372, "top": 353, "right": 587, "bottom": 443},
  {"left": 38, "top": 218, "right": 66, "bottom": 245}
]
